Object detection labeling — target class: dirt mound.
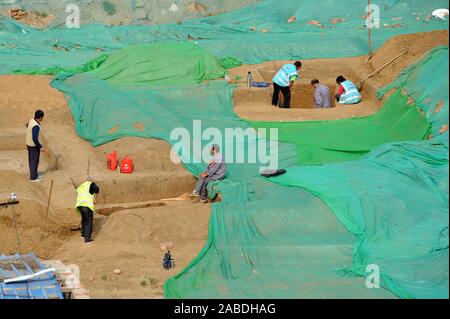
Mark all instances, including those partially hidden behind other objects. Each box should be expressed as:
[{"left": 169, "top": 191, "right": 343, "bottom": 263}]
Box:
[
  {"left": 98, "top": 203, "right": 208, "bottom": 244},
  {"left": 0, "top": 171, "right": 71, "bottom": 258},
  {"left": 368, "top": 30, "right": 449, "bottom": 85}
]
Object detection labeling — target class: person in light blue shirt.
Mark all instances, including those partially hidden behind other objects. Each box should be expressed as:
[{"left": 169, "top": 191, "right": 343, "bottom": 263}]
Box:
[
  {"left": 272, "top": 61, "right": 302, "bottom": 108},
  {"left": 335, "top": 75, "right": 361, "bottom": 104}
]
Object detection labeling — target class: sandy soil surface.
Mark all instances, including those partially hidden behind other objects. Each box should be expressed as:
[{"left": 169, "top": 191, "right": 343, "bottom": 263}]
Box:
[
  {"left": 53, "top": 201, "right": 210, "bottom": 299},
  {"left": 7, "top": 9, "right": 54, "bottom": 29},
  {"left": 230, "top": 30, "right": 448, "bottom": 121},
  {"left": 0, "top": 30, "right": 447, "bottom": 298}
]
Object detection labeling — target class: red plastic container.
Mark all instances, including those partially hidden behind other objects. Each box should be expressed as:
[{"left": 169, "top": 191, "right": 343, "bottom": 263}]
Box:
[
  {"left": 120, "top": 155, "right": 133, "bottom": 174},
  {"left": 107, "top": 150, "right": 118, "bottom": 171}
]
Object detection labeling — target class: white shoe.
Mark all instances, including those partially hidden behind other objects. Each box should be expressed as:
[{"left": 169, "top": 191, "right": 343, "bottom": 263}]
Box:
[
  {"left": 30, "top": 178, "right": 43, "bottom": 183},
  {"left": 191, "top": 190, "right": 200, "bottom": 197}
]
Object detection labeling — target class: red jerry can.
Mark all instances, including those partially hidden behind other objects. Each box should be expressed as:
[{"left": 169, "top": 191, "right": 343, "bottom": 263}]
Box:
[
  {"left": 107, "top": 150, "right": 118, "bottom": 171},
  {"left": 120, "top": 155, "right": 133, "bottom": 174}
]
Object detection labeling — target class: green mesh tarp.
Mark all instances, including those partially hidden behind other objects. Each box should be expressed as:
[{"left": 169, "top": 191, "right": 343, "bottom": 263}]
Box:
[
  {"left": 13, "top": 53, "right": 110, "bottom": 75},
  {"left": 48, "top": 45, "right": 448, "bottom": 298},
  {"left": 51, "top": 74, "right": 395, "bottom": 299},
  {"left": 88, "top": 43, "right": 226, "bottom": 86},
  {"left": 270, "top": 140, "right": 448, "bottom": 299},
  {"left": 51, "top": 73, "right": 299, "bottom": 179},
  {"left": 165, "top": 48, "right": 448, "bottom": 299},
  {"left": 263, "top": 46, "right": 449, "bottom": 299},
  {"left": 1, "top": 0, "right": 449, "bottom": 73},
  {"left": 251, "top": 91, "right": 431, "bottom": 165}
]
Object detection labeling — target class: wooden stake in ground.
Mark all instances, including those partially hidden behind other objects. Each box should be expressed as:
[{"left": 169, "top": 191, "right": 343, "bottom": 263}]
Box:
[
  {"left": 45, "top": 180, "right": 54, "bottom": 221},
  {"left": 70, "top": 177, "right": 77, "bottom": 189},
  {"left": 367, "top": 0, "right": 372, "bottom": 62},
  {"left": 86, "top": 158, "right": 91, "bottom": 180},
  {"left": 69, "top": 177, "right": 81, "bottom": 231}
]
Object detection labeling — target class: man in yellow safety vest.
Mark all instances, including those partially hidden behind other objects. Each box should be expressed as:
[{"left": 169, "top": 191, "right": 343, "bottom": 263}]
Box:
[{"left": 75, "top": 180, "right": 100, "bottom": 244}]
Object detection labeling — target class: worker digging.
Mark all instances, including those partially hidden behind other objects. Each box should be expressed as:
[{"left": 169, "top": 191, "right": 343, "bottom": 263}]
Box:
[{"left": 74, "top": 180, "right": 100, "bottom": 244}]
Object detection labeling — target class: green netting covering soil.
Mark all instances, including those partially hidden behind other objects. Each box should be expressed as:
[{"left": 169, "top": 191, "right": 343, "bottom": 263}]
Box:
[
  {"left": 251, "top": 91, "right": 431, "bottom": 165},
  {"left": 89, "top": 43, "right": 226, "bottom": 86},
  {"left": 1, "top": 0, "right": 448, "bottom": 73},
  {"left": 0, "top": 0, "right": 260, "bottom": 26},
  {"left": 273, "top": 47, "right": 449, "bottom": 298},
  {"left": 13, "top": 53, "right": 110, "bottom": 75},
  {"left": 377, "top": 45, "right": 449, "bottom": 145},
  {"left": 47, "top": 45, "right": 448, "bottom": 298},
  {"left": 1, "top": 0, "right": 448, "bottom": 299}
]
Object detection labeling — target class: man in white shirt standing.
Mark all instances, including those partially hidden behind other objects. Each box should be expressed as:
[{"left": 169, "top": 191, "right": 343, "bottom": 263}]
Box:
[
  {"left": 272, "top": 61, "right": 302, "bottom": 108},
  {"left": 26, "top": 110, "right": 45, "bottom": 182}
]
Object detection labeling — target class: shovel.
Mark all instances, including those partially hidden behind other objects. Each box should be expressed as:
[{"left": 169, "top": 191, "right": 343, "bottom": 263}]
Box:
[{"left": 357, "top": 49, "right": 408, "bottom": 92}]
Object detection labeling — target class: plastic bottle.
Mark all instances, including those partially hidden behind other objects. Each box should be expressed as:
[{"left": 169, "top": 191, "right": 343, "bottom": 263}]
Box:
[{"left": 247, "top": 71, "right": 253, "bottom": 87}]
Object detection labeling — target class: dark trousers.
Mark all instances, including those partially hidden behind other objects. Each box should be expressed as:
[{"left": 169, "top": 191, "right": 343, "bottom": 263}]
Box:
[
  {"left": 195, "top": 176, "right": 223, "bottom": 201},
  {"left": 78, "top": 206, "right": 93, "bottom": 242},
  {"left": 272, "top": 83, "right": 291, "bottom": 108},
  {"left": 195, "top": 177, "right": 214, "bottom": 201},
  {"left": 27, "top": 146, "right": 40, "bottom": 180}
]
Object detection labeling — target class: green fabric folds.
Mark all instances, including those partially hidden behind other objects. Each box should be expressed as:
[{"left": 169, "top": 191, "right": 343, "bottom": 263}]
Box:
[
  {"left": 251, "top": 91, "right": 431, "bottom": 165},
  {"left": 268, "top": 47, "right": 449, "bottom": 299},
  {"left": 377, "top": 46, "right": 449, "bottom": 145},
  {"left": 12, "top": 53, "right": 110, "bottom": 75},
  {"left": 89, "top": 43, "right": 226, "bottom": 86},
  {"left": 1, "top": 0, "right": 448, "bottom": 74},
  {"left": 218, "top": 56, "right": 243, "bottom": 69}
]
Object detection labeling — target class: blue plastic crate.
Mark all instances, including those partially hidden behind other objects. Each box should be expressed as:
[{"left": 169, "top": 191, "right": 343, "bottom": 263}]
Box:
[{"left": 0, "top": 253, "right": 63, "bottom": 299}]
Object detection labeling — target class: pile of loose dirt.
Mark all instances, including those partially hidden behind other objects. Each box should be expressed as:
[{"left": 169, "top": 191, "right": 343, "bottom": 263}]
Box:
[{"left": 9, "top": 8, "right": 53, "bottom": 29}]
